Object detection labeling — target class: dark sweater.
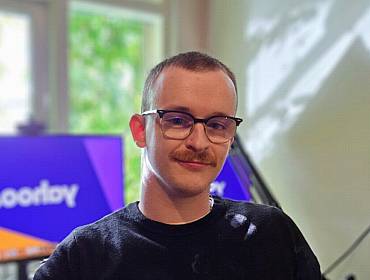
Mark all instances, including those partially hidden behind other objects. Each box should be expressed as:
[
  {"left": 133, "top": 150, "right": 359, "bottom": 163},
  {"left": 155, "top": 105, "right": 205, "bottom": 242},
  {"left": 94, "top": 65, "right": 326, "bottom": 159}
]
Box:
[{"left": 34, "top": 197, "right": 321, "bottom": 280}]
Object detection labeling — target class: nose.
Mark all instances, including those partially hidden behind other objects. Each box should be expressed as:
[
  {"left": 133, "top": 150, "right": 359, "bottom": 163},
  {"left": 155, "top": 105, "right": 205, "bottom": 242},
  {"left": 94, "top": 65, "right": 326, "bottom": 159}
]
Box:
[{"left": 184, "top": 123, "right": 210, "bottom": 151}]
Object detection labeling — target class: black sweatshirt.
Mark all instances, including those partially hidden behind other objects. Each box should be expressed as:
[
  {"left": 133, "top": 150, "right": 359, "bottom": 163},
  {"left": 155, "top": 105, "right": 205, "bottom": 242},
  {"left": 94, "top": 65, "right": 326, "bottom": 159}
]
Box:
[{"left": 34, "top": 197, "right": 321, "bottom": 280}]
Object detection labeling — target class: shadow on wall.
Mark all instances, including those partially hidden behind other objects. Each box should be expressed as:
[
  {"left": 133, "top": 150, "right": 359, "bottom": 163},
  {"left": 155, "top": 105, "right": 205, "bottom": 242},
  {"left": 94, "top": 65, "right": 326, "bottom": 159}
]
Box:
[
  {"left": 288, "top": 38, "right": 370, "bottom": 235},
  {"left": 243, "top": 0, "right": 370, "bottom": 162},
  {"left": 239, "top": 0, "right": 370, "bottom": 278}
]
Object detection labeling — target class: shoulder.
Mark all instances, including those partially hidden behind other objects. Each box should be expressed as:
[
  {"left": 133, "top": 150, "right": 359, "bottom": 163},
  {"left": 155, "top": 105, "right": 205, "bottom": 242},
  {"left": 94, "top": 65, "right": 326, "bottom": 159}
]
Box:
[
  {"left": 33, "top": 204, "right": 138, "bottom": 279},
  {"left": 217, "top": 197, "right": 308, "bottom": 244},
  {"left": 72, "top": 203, "right": 137, "bottom": 243},
  {"left": 218, "top": 198, "right": 321, "bottom": 278},
  {"left": 219, "top": 197, "right": 288, "bottom": 226}
]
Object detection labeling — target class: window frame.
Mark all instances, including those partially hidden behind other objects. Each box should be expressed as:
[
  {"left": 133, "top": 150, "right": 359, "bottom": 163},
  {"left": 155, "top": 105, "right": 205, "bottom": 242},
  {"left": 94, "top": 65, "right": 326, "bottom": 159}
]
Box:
[{"left": 0, "top": 0, "right": 48, "bottom": 132}]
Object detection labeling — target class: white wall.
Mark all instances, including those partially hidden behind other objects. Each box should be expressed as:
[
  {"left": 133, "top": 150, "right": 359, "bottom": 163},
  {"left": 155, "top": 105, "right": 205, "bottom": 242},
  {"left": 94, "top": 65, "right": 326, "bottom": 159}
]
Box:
[
  {"left": 164, "top": 0, "right": 209, "bottom": 55},
  {"left": 208, "top": 1, "right": 370, "bottom": 279}
]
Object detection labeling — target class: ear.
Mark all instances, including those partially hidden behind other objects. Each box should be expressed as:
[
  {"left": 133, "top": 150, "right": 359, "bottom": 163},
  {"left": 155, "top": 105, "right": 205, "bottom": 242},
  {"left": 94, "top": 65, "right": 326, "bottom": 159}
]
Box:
[{"left": 129, "top": 114, "right": 146, "bottom": 148}]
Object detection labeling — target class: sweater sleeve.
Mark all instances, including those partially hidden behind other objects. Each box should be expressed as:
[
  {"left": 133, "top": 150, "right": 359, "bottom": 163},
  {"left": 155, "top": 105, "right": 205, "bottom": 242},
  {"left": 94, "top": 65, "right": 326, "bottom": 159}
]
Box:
[
  {"left": 275, "top": 208, "right": 322, "bottom": 280},
  {"left": 33, "top": 231, "right": 80, "bottom": 280}
]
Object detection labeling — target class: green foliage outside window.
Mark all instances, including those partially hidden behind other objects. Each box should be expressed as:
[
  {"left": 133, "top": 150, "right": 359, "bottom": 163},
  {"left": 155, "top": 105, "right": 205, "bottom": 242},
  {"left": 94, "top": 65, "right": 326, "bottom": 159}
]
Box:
[{"left": 68, "top": 8, "right": 145, "bottom": 204}]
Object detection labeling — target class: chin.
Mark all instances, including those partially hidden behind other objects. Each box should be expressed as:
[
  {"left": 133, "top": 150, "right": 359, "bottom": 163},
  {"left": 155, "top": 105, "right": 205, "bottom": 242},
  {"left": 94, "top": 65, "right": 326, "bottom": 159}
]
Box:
[{"left": 167, "top": 178, "right": 212, "bottom": 198}]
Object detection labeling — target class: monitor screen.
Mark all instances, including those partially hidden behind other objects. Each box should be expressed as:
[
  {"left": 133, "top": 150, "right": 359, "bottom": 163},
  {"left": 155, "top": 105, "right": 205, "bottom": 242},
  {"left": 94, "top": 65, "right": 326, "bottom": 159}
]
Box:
[{"left": 0, "top": 135, "right": 123, "bottom": 262}]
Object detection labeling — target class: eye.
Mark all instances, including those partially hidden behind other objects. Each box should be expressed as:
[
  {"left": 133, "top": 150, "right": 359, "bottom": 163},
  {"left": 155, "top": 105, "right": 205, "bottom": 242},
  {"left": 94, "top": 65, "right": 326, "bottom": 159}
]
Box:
[
  {"left": 168, "top": 116, "right": 186, "bottom": 125},
  {"left": 207, "top": 120, "right": 227, "bottom": 130},
  {"left": 206, "top": 117, "right": 235, "bottom": 131},
  {"left": 162, "top": 113, "right": 193, "bottom": 128}
]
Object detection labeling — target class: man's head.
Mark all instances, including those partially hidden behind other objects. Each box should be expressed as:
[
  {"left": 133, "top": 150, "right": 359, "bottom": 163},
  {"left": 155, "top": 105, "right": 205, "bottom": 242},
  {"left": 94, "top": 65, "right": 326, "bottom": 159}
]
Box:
[
  {"left": 141, "top": 51, "right": 238, "bottom": 113},
  {"left": 130, "top": 51, "right": 241, "bottom": 198}
]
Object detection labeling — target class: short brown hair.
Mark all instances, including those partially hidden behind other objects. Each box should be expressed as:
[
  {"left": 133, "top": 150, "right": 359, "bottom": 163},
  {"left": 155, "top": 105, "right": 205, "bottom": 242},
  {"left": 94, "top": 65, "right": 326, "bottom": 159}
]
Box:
[{"left": 141, "top": 51, "right": 238, "bottom": 112}]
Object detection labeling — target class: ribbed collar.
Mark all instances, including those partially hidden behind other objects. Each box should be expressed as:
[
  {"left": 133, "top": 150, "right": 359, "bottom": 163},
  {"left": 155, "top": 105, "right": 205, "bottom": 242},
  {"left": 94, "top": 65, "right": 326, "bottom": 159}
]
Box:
[{"left": 124, "top": 196, "right": 226, "bottom": 236}]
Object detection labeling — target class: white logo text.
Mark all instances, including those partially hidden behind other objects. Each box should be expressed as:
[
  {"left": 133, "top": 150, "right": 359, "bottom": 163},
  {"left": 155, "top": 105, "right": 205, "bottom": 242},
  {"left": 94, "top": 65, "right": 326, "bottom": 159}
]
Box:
[{"left": 0, "top": 180, "right": 79, "bottom": 209}]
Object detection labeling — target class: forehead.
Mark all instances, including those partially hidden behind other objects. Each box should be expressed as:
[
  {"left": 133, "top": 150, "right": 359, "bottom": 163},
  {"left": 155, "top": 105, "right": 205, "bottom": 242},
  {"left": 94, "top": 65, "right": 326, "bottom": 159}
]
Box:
[{"left": 152, "top": 67, "right": 237, "bottom": 117}]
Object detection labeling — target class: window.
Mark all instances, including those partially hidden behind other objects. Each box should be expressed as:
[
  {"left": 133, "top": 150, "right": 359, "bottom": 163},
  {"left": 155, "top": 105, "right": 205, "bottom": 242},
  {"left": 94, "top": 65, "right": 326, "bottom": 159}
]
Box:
[
  {"left": 0, "top": 0, "right": 47, "bottom": 135},
  {"left": 68, "top": 1, "right": 163, "bottom": 203},
  {"left": 0, "top": 11, "right": 31, "bottom": 134}
]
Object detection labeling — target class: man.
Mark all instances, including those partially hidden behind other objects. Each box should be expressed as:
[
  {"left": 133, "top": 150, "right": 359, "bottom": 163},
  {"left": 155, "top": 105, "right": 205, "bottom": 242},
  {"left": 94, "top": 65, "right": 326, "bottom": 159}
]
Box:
[{"left": 34, "top": 52, "right": 321, "bottom": 279}]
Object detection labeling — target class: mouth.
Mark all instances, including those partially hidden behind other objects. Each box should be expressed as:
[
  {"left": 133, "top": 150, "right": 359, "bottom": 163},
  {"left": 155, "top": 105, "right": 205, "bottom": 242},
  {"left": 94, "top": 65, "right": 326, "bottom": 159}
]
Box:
[{"left": 174, "top": 159, "right": 213, "bottom": 170}]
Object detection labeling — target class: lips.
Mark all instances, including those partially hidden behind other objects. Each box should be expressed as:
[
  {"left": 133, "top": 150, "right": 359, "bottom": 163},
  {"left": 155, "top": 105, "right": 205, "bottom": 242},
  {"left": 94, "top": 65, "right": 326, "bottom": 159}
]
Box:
[
  {"left": 176, "top": 159, "right": 212, "bottom": 165},
  {"left": 175, "top": 159, "right": 212, "bottom": 170}
]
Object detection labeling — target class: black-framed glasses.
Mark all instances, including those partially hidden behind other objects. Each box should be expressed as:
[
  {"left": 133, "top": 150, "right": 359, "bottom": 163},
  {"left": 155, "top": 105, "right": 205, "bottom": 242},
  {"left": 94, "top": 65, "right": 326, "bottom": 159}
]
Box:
[{"left": 142, "top": 109, "right": 243, "bottom": 144}]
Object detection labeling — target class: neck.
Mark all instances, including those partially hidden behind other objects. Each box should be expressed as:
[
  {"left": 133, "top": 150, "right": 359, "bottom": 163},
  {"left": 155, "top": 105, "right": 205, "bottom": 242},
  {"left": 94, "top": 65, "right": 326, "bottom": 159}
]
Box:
[{"left": 139, "top": 175, "right": 211, "bottom": 225}]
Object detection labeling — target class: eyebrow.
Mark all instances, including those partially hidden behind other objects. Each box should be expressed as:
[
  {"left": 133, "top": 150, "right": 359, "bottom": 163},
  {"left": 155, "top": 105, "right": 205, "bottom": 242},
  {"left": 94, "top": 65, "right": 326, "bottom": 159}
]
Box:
[
  {"left": 163, "top": 106, "right": 233, "bottom": 118},
  {"left": 166, "top": 106, "right": 191, "bottom": 112}
]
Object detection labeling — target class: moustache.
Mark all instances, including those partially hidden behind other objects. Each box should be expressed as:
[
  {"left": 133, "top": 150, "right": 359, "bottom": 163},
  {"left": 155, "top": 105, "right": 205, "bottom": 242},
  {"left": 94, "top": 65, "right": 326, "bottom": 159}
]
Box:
[{"left": 169, "top": 149, "right": 217, "bottom": 167}]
